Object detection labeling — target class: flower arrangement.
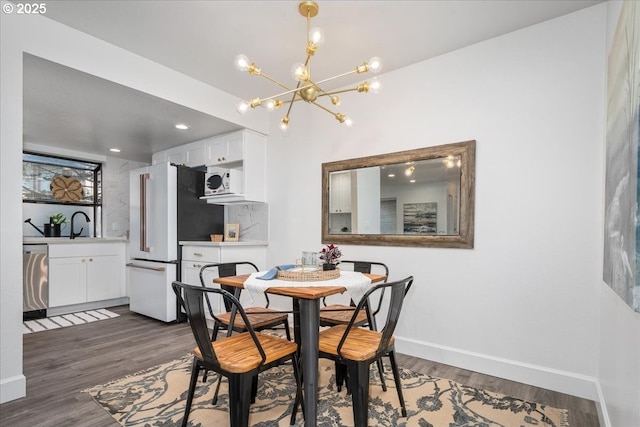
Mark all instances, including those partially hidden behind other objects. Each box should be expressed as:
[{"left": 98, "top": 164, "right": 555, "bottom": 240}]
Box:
[{"left": 319, "top": 244, "right": 342, "bottom": 266}]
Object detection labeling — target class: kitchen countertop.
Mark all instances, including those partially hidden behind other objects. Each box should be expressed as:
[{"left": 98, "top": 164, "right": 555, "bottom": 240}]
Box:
[
  {"left": 23, "top": 237, "right": 128, "bottom": 244},
  {"left": 179, "top": 240, "right": 268, "bottom": 247}
]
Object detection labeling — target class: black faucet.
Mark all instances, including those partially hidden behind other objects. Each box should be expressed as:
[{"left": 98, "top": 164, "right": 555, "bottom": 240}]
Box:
[{"left": 70, "top": 211, "right": 91, "bottom": 239}]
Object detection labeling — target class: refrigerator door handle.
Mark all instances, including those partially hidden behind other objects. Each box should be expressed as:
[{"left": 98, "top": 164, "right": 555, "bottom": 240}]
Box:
[
  {"left": 126, "top": 262, "right": 166, "bottom": 272},
  {"left": 140, "top": 173, "right": 150, "bottom": 252}
]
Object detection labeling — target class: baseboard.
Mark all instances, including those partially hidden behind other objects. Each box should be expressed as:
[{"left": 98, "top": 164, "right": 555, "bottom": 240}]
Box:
[
  {"left": 47, "top": 297, "right": 128, "bottom": 317},
  {"left": 0, "top": 374, "right": 26, "bottom": 404},
  {"left": 395, "top": 336, "right": 600, "bottom": 402}
]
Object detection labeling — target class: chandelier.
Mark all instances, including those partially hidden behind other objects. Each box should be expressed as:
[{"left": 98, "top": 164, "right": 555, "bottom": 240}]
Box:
[{"left": 234, "top": 1, "right": 382, "bottom": 131}]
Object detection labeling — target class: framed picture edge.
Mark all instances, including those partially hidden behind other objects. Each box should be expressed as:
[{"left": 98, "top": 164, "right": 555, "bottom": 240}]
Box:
[{"left": 224, "top": 223, "right": 240, "bottom": 242}]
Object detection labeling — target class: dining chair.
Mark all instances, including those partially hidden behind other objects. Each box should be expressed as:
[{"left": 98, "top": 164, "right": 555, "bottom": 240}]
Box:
[
  {"left": 199, "top": 262, "right": 291, "bottom": 404},
  {"left": 319, "top": 260, "right": 389, "bottom": 391},
  {"left": 295, "top": 276, "right": 413, "bottom": 427},
  {"left": 172, "top": 281, "right": 302, "bottom": 427}
]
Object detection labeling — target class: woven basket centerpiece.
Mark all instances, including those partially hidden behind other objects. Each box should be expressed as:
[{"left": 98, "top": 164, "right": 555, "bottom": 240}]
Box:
[{"left": 277, "top": 266, "right": 340, "bottom": 282}]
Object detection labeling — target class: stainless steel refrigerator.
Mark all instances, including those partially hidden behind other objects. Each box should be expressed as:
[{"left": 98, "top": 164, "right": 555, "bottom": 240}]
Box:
[{"left": 127, "top": 163, "right": 223, "bottom": 322}]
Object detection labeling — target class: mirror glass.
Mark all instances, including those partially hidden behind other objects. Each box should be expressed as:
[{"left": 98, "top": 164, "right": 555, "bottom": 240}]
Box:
[{"left": 322, "top": 140, "right": 475, "bottom": 248}]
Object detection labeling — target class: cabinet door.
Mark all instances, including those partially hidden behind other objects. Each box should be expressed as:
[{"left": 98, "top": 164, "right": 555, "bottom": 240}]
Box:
[
  {"left": 86, "top": 255, "right": 122, "bottom": 301},
  {"left": 205, "top": 137, "right": 228, "bottom": 165},
  {"left": 166, "top": 147, "right": 187, "bottom": 166},
  {"left": 49, "top": 257, "right": 87, "bottom": 307},
  {"left": 185, "top": 141, "right": 205, "bottom": 167},
  {"left": 152, "top": 150, "right": 168, "bottom": 165},
  {"left": 205, "top": 132, "right": 244, "bottom": 165},
  {"left": 330, "top": 172, "right": 351, "bottom": 213},
  {"left": 225, "top": 133, "right": 244, "bottom": 163}
]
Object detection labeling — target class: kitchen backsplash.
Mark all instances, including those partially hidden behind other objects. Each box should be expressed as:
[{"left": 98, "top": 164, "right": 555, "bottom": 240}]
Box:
[{"left": 226, "top": 203, "right": 268, "bottom": 242}]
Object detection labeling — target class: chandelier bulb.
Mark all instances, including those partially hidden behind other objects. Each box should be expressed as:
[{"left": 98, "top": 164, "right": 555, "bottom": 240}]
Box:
[
  {"left": 369, "top": 77, "right": 382, "bottom": 94},
  {"left": 235, "top": 54, "right": 250, "bottom": 72},
  {"left": 309, "top": 27, "right": 325, "bottom": 48},
  {"left": 291, "top": 63, "right": 309, "bottom": 81},
  {"left": 345, "top": 117, "right": 353, "bottom": 127},
  {"left": 280, "top": 116, "right": 290, "bottom": 131},
  {"left": 236, "top": 100, "right": 250, "bottom": 115},
  {"left": 368, "top": 56, "right": 383, "bottom": 73},
  {"left": 264, "top": 99, "right": 276, "bottom": 111}
]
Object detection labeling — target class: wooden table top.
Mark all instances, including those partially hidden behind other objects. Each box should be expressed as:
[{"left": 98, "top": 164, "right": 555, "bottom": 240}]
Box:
[{"left": 214, "top": 273, "right": 386, "bottom": 300}]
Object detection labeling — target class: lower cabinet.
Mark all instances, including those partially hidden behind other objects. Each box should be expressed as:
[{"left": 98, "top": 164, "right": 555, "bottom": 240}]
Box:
[
  {"left": 48, "top": 243, "right": 126, "bottom": 308},
  {"left": 180, "top": 243, "right": 267, "bottom": 313}
]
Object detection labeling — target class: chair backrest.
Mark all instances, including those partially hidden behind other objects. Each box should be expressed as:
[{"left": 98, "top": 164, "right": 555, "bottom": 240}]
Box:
[
  {"left": 338, "top": 260, "right": 389, "bottom": 279},
  {"left": 337, "top": 276, "right": 413, "bottom": 357},
  {"left": 336, "top": 260, "right": 389, "bottom": 314},
  {"left": 172, "top": 281, "right": 266, "bottom": 369},
  {"left": 199, "top": 262, "right": 259, "bottom": 313}
]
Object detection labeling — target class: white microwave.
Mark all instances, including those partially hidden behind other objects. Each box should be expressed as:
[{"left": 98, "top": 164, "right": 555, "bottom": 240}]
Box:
[{"left": 204, "top": 168, "right": 242, "bottom": 196}]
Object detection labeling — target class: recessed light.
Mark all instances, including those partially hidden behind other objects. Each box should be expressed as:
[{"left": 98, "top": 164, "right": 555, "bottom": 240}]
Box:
[
  {"left": 109, "top": 148, "right": 121, "bottom": 153},
  {"left": 388, "top": 173, "right": 395, "bottom": 178},
  {"left": 175, "top": 124, "right": 189, "bottom": 130}
]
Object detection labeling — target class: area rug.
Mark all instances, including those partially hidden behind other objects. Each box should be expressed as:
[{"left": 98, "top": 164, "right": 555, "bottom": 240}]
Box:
[
  {"left": 23, "top": 309, "right": 119, "bottom": 334},
  {"left": 86, "top": 354, "right": 568, "bottom": 427}
]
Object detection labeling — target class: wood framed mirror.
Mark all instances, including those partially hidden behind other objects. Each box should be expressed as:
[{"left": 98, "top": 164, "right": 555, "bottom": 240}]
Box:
[{"left": 321, "top": 140, "right": 475, "bottom": 248}]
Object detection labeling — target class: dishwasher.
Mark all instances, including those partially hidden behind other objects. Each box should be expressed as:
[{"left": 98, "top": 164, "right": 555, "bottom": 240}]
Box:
[{"left": 23, "top": 244, "right": 48, "bottom": 320}]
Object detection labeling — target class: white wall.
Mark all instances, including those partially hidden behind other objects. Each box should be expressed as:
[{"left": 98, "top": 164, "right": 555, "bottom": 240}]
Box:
[
  {"left": 267, "top": 0, "right": 611, "bottom": 409},
  {"left": 0, "top": 11, "right": 267, "bottom": 403},
  {"left": 596, "top": 3, "right": 640, "bottom": 426}
]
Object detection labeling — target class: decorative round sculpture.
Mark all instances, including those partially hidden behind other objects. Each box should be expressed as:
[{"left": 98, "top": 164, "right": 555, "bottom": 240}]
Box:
[{"left": 50, "top": 175, "right": 83, "bottom": 202}]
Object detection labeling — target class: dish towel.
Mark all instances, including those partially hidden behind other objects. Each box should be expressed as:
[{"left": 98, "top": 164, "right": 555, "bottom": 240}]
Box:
[
  {"left": 244, "top": 270, "right": 372, "bottom": 304},
  {"left": 257, "top": 264, "right": 296, "bottom": 280}
]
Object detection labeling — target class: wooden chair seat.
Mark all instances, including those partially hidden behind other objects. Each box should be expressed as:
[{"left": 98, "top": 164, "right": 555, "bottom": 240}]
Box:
[
  {"left": 217, "top": 307, "right": 289, "bottom": 331},
  {"left": 319, "top": 305, "right": 367, "bottom": 326},
  {"left": 193, "top": 332, "right": 298, "bottom": 373},
  {"left": 319, "top": 325, "right": 394, "bottom": 361}
]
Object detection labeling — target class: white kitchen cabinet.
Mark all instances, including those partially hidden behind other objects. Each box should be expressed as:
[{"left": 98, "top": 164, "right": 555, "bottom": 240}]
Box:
[
  {"left": 329, "top": 171, "right": 353, "bottom": 213},
  {"left": 48, "top": 242, "right": 126, "bottom": 309},
  {"left": 180, "top": 242, "right": 267, "bottom": 312},
  {"left": 205, "top": 132, "right": 244, "bottom": 166},
  {"left": 202, "top": 130, "right": 267, "bottom": 203},
  {"left": 152, "top": 140, "right": 205, "bottom": 167},
  {"left": 48, "top": 257, "right": 87, "bottom": 307}
]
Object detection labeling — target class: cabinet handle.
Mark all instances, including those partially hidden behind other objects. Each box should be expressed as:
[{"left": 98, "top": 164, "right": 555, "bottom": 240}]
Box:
[
  {"left": 193, "top": 263, "right": 202, "bottom": 268},
  {"left": 82, "top": 258, "right": 86, "bottom": 262},
  {"left": 89, "top": 258, "right": 93, "bottom": 262},
  {"left": 193, "top": 252, "right": 203, "bottom": 257},
  {"left": 217, "top": 157, "right": 226, "bottom": 162}
]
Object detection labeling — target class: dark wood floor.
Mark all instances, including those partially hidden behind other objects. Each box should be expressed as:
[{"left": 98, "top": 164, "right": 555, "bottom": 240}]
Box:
[{"left": 1, "top": 305, "right": 599, "bottom": 426}]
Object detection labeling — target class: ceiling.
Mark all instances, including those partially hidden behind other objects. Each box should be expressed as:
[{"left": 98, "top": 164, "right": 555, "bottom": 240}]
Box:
[{"left": 20, "top": 0, "right": 603, "bottom": 163}]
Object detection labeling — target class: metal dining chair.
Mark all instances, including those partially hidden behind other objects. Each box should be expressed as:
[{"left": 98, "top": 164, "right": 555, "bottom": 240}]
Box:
[
  {"left": 173, "top": 281, "right": 302, "bottom": 427},
  {"left": 292, "top": 276, "right": 413, "bottom": 427},
  {"left": 198, "top": 262, "right": 291, "bottom": 404},
  {"left": 319, "top": 260, "right": 389, "bottom": 391}
]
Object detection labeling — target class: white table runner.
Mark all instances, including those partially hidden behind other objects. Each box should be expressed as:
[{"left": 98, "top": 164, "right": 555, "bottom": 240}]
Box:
[{"left": 243, "top": 270, "right": 372, "bottom": 303}]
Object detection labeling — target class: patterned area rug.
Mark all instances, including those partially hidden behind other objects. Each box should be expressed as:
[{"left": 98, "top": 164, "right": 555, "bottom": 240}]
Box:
[
  {"left": 23, "top": 309, "right": 120, "bottom": 334},
  {"left": 86, "top": 354, "right": 568, "bottom": 427}
]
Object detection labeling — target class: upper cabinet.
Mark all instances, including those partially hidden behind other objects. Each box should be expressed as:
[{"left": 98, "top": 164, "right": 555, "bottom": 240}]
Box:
[
  {"left": 202, "top": 130, "right": 267, "bottom": 204},
  {"left": 152, "top": 129, "right": 267, "bottom": 204},
  {"left": 205, "top": 132, "right": 244, "bottom": 166},
  {"left": 152, "top": 140, "right": 206, "bottom": 167}
]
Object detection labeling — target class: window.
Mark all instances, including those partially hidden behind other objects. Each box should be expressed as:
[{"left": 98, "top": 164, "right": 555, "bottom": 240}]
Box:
[{"left": 22, "top": 152, "right": 102, "bottom": 205}]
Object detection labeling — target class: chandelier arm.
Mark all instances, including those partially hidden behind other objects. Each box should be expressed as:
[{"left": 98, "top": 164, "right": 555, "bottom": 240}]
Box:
[
  {"left": 258, "top": 80, "right": 319, "bottom": 104},
  {"left": 313, "top": 68, "right": 361, "bottom": 86},
  {"left": 257, "top": 71, "right": 295, "bottom": 92},
  {"left": 310, "top": 100, "right": 340, "bottom": 117},
  {"left": 318, "top": 87, "right": 360, "bottom": 97}
]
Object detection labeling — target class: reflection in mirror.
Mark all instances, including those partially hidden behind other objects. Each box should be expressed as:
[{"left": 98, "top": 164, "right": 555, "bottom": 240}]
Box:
[{"left": 322, "top": 140, "right": 475, "bottom": 248}]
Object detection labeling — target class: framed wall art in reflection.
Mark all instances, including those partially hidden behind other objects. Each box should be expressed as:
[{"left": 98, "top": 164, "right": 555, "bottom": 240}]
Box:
[
  {"left": 225, "top": 223, "right": 239, "bottom": 242},
  {"left": 403, "top": 202, "right": 437, "bottom": 235}
]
